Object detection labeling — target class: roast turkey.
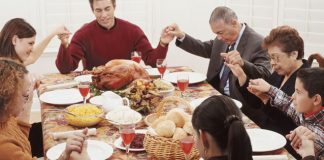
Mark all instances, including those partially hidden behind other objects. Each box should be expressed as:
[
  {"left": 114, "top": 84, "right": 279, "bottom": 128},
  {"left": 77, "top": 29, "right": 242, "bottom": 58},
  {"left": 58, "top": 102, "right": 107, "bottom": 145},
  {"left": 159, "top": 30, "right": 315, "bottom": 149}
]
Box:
[{"left": 92, "top": 59, "right": 150, "bottom": 90}]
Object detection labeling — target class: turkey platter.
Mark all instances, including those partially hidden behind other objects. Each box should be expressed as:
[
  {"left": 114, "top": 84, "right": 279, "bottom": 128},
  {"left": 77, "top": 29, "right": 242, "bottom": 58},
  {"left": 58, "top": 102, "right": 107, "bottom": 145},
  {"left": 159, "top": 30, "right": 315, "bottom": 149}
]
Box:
[{"left": 92, "top": 60, "right": 150, "bottom": 90}]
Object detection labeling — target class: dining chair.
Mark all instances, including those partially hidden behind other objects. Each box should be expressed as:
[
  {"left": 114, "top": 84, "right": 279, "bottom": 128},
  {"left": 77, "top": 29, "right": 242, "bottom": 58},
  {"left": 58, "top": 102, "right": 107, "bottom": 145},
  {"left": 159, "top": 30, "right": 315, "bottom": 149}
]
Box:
[{"left": 308, "top": 53, "right": 324, "bottom": 67}]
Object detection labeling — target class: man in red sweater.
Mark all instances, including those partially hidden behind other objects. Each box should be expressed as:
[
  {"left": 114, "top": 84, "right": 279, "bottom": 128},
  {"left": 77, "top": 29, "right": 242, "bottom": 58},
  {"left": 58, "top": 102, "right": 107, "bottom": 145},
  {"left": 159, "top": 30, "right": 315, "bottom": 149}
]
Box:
[{"left": 56, "top": 0, "right": 173, "bottom": 74}]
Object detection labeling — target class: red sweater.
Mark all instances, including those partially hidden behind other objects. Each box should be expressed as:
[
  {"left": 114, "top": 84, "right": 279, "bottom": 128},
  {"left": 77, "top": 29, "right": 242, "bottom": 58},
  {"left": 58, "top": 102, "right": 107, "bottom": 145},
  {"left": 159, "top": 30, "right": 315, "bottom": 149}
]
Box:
[{"left": 56, "top": 18, "right": 168, "bottom": 74}]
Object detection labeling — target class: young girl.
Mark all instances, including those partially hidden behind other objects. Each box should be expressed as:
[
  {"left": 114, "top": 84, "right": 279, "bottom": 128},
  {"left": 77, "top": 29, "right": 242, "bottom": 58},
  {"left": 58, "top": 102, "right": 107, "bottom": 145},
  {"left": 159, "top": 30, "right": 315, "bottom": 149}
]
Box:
[{"left": 192, "top": 95, "right": 252, "bottom": 160}]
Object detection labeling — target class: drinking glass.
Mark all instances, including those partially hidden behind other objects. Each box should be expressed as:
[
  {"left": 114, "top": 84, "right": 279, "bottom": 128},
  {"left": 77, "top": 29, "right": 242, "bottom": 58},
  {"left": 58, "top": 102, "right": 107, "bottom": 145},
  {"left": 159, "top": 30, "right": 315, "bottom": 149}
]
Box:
[
  {"left": 180, "top": 136, "right": 194, "bottom": 160},
  {"left": 131, "top": 51, "right": 142, "bottom": 63},
  {"left": 156, "top": 59, "right": 167, "bottom": 79},
  {"left": 119, "top": 123, "right": 136, "bottom": 159},
  {"left": 78, "top": 81, "right": 90, "bottom": 104},
  {"left": 177, "top": 74, "right": 189, "bottom": 97}
]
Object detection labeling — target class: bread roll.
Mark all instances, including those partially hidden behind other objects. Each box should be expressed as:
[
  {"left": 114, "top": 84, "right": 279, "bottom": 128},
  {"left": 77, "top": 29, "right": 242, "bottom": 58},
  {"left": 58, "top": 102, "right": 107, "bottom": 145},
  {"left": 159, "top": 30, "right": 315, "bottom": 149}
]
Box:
[
  {"left": 151, "top": 115, "right": 166, "bottom": 129},
  {"left": 172, "top": 128, "right": 188, "bottom": 140},
  {"left": 155, "top": 120, "right": 176, "bottom": 138},
  {"left": 166, "top": 110, "right": 185, "bottom": 128},
  {"left": 183, "top": 121, "right": 194, "bottom": 135}
]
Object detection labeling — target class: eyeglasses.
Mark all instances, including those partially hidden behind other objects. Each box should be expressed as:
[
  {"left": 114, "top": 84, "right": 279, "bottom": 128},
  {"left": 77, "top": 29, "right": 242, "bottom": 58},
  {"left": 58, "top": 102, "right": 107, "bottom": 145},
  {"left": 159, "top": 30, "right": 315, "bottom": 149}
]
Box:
[{"left": 22, "top": 93, "right": 30, "bottom": 103}]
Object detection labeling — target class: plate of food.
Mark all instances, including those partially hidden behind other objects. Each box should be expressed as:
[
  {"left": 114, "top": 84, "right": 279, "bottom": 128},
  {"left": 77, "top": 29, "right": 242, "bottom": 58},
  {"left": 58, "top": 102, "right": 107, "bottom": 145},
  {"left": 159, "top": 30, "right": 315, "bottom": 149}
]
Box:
[
  {"left": 46, "top": 140, "right": 113, "bottom": 160},
  {"left": 39, "top": 88, "right": 83, "bottom": 105},
  {"left": 163, "top": 72, "right": 206, "bottom": 84},
  {"left": 190, "top": 96, "right": 242, "bottom": 112},
  {"left": 246, "top": 128, "right": 286, "bottom": 152},
  {"left": 114, "top": 129, "right": 147, "bottom": 152}
]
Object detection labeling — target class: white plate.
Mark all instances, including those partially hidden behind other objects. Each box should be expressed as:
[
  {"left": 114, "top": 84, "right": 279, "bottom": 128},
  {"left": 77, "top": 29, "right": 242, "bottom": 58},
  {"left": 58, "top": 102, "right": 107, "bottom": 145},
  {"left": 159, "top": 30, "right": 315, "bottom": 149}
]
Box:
[
  {"left": 46, "top": 140, "right": 113, "bottom": 160},
  {"left": 114, "top": 129, "right": 147, "bottom": 152},
  {"left": 247, "top": 128, "right": 286, "bottom": 152},
  {"left": 89, "top": 96, "right": 103, "bottom": 106},
  {"left": 190, "top": 97, "right": 242, "bottom": 112},
  {"left": 163, "top": 72, "right": 206, "bottom": 84},
  {"left": 74, "top": 74, "right": 93, "bottom": 82},
  {"left": 39, "top": 88, "right": 83, "bottom": 105},
  {"left": 106, "top": 108, "right": 142, "bottom": 125},
  {"left": 145, "top": 68, "right": 170, "bottom": 76}
]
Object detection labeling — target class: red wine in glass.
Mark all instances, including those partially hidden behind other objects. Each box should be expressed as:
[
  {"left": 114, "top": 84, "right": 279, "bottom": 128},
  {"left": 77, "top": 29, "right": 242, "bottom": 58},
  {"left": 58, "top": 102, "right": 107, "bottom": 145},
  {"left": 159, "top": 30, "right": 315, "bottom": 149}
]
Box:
[
  {"left": 157, "top": 65, "right": 166, "bottom": 75},
  {"left": 131, "top": 51, "right": 142, "bottom": 63},
  {"left": 119, "top": 123, "right": 136, "bottom": 159},
  {"left": 79, "top": 86, "right": 90, "bottom": 97},
  {"left": 78, "top": 82, "right": 90, "bottom": 104},
  {"left": 180, "top": 136, "right": 194, "bottom": 160},
  {"left": 121, "top": 129, "right": 136, "bottom": 145},
  {"left": 156, "top": 59, "right": 167, "bottom": 78},
  {"left": 177, "top": 79, "right": 189, "bottom": 91},
  {"left": 131, "top": 56, "right": 141, "bottom": 63}
]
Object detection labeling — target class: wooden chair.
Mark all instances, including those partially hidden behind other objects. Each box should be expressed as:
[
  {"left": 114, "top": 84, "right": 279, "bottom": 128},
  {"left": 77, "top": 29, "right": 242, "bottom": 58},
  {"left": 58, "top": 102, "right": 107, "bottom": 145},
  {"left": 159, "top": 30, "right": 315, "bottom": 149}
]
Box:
[{"left": 308, "top": 53, "right": 324, "bottom": 67}]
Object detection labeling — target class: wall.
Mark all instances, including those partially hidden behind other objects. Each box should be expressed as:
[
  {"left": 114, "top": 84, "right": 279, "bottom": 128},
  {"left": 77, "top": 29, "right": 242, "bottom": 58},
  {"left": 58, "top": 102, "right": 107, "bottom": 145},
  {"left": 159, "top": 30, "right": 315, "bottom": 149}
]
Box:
[{"left": 1, "top": 0, "right": 323, "bottom": 75}]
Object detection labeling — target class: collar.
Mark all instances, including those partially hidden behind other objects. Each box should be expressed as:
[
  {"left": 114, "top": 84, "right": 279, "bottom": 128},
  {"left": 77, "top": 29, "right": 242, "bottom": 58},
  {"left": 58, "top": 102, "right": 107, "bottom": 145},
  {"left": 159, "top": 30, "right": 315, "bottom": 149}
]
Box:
[
  {"left": 233, "top": 23, "right": 246, "bottom": 50},
  {"left": 304, "top": 106, "right": 324, "bottom": 118},
  {"left": 96, "top": 17, "right": 117, "bottom": 30}
]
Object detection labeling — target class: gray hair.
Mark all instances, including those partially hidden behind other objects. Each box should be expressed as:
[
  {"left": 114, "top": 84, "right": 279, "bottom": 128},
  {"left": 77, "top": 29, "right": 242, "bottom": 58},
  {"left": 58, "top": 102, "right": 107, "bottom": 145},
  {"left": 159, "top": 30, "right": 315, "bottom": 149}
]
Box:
[{"left": 209, "top": 6, "right": 238, "bottom": 24}]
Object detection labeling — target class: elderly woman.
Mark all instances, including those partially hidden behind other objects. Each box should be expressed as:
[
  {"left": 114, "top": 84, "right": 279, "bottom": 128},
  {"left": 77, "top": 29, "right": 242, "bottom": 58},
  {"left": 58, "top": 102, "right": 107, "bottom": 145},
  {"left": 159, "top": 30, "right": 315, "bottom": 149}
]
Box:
[
  {"left": 0, "top": 18, "right": 70, "bottom": 157},
  {"left": 0, "top": 59, "right": 89, "bottom": 160},
  {"left": 227, "top": 25, "right": 310, "bottom": 158},
  {"left": 192, "top": 95, "right": 252, "bottom": 160}
]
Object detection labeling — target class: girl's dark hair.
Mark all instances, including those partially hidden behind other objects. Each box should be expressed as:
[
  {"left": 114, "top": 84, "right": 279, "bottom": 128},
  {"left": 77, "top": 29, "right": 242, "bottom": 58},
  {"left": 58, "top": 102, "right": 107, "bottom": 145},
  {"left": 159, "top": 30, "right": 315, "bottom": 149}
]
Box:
[
  {"left": 192, "top": 95, "right": 252, "bottom": 160},
  {"left": 0, "top": 18, "right": 36, "bottom": 61}
]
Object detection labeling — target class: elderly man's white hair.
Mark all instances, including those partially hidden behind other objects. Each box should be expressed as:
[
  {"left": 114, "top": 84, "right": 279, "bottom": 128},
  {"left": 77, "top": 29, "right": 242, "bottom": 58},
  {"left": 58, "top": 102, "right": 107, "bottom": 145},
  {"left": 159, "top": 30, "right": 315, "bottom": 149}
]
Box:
[{"left": 209, "top": 6, "right": 238, "bottom": 24}]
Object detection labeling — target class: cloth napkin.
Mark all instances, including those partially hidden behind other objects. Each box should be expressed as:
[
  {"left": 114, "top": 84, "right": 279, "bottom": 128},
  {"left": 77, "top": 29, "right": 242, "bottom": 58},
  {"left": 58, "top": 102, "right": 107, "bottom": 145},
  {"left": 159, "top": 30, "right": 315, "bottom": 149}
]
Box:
[
  {"left": 252, "top": 155, "right": 288, "bottom": 160},
  {"left": 52, "top": 128, "right": 96, "bottom": 140},
  {"left": 45, "top": 81, "right": 79, "bottom": 91}
]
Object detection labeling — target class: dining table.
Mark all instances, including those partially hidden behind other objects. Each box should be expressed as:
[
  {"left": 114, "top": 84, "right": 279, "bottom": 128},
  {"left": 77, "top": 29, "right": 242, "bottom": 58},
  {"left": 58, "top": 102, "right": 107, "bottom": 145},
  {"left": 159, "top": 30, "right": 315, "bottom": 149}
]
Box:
[{"left": 37, "top": 66, "right": 291, "bottom": 160}]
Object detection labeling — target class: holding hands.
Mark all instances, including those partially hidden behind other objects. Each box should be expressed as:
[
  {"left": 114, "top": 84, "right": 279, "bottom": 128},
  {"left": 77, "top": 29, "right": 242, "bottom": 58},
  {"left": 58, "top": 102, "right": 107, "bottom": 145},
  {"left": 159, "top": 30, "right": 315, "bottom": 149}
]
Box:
[
  {"left": 55, "top": 25, "right": 71, "bottom": 48},
  {"left": 221, "top": 50, "right": 244, "bottom": 67},
  {"left": 247, "top": 78, "right": 271, "bottom": 103},
  {"left": 286, "top": 126, "right": 315, "bottom": 158}
]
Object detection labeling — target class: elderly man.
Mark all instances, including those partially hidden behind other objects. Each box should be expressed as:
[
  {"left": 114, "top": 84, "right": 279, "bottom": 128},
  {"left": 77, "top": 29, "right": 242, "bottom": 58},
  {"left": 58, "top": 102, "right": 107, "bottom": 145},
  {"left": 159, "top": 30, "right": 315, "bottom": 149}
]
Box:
[
  {"left": 56, "top": 0, "right": 173, "bottom": 74},
  {"left": 165, "top": 6, "right": 271, "bottom": 101}
]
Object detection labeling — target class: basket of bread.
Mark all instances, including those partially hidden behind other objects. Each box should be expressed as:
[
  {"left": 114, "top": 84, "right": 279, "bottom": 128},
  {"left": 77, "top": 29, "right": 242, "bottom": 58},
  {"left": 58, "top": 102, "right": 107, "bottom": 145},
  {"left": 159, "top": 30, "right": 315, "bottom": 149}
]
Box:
[
  {"left": 143, "top": 96, "right": 200, "bottom": 159},
  {"left": 64, "top": 104, "right": 104, "bottom": 127}
]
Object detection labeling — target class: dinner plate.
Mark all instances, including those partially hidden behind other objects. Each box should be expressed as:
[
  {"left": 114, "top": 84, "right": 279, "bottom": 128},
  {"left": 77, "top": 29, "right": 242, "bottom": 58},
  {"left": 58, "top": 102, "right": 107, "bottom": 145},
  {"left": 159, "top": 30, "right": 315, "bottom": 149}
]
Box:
[
  {"left": 190, "top": 97, "right": 242, "bottom": 112},
  {"left": 46, "top": 140, "right": 113, "bottom": 160},
  {"left": 114, "top": 129, "right": 147, "bottom": 152},
  {"left": 89, "top": 96, "right": 103, "bottom": 106},
  {"left": 74, "top": 74, "right": 93, "bottom": 82},
  {"left": 163, "top": 72, "right": 206, "bottom": 84},
  {"left": 246, "top": 128, "right": 286, "bottom": 152},
  {"left": 145, "top": 68, "right": 170, "bottom": 76},
  {"left": 39, "top": 88, "right": 83, "bottom": 105}
]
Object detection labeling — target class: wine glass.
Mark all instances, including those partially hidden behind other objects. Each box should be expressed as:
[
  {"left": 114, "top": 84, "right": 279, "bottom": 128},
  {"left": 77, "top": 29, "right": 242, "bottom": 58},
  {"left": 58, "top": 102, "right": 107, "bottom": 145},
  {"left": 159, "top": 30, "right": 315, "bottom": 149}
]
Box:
[
  {"left": 131, "top": 51, "right": 142, "bottom": 63},
  {"left": 78, "top": 81, "right": 90, "bottom": 104},
  {"left": 177, "top": 73, "right": 189, "bottom": 97},
  {"left": 180, "top": 136, "right": 194, "bottom": 160},
  {"left": 119, "top": 123, "right": 136, "bottom": 159},
  {"left": 156, "top": 59, "right": 167, "bottom": 79}
]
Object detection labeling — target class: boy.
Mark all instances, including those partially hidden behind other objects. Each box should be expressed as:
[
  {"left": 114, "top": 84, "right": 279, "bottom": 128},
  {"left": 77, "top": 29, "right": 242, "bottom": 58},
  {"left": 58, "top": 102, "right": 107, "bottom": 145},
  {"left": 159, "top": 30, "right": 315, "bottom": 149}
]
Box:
[{"left": 248, "top": 67, "right": 324, "bottom": 159}]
